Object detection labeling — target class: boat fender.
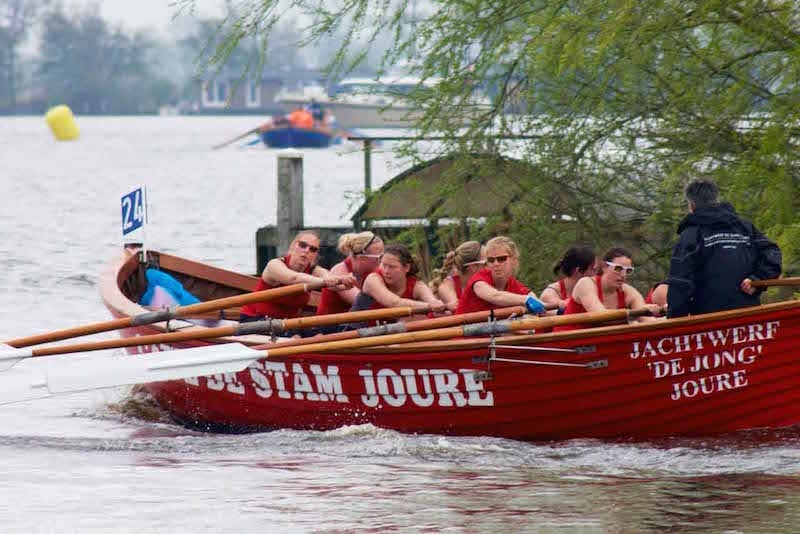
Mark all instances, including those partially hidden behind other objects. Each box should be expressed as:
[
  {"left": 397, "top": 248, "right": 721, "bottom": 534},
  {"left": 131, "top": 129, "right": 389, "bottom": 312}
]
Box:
[
  {"left": 140, "top": 269, "right": 200, "bottom": 307},
  {"left": 463, "top": 321, "right": 513, "bottom": 337},
  {"left": 357, "top": 323, "right": 408, "bottom": 338},
  {"left": 235, "top": 319, "right": 285, "bottom": 336}
]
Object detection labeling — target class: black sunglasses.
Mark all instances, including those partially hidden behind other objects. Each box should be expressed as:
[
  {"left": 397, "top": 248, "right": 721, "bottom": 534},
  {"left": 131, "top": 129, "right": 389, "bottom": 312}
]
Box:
[
  {"left": 297, "top": 240, "right": 319, "bottom": 253},
  {"left": 486, "top": 255, "right": 509, "bottom": 264}
]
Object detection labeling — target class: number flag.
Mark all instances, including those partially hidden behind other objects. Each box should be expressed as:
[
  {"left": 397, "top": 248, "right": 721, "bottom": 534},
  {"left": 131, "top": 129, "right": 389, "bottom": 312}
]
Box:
[{"left": 121, "top": 187, "right": 146, "bottom": 236}]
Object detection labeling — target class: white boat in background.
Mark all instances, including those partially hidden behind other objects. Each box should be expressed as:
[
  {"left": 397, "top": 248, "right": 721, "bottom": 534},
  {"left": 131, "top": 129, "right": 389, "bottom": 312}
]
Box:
[{"left": 275, "top": 76, "right": 489, "bottom": 129}]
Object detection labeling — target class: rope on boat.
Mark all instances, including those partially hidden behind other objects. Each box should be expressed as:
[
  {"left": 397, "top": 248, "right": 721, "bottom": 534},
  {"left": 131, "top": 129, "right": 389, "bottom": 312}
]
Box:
[
  {"left": 490, "top": 357, "right": 590, "bottom": 367},
  {"left": 130, "top": 307, "right": 176, "bottom": 326},
  {"left": 486, "top": 338, "right": 607, "bottom": 369},
  {"left": 357, "top": 323, "right": 408, "bottom": 337},
  {"left": 235, "top": 319, "right": 285, "bottom": 336}
]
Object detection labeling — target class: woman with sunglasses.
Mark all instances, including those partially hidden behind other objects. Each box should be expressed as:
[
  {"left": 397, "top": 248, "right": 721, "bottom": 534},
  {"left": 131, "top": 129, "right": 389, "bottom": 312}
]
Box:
[
  {"left": 317, "top": 231, "right": 385, "bottom": 316},
  {"left": 351, "top": 244, "right": 445, "bottom": 317},
  {"left": 555, "top": 247, "right": 661, "bottom": 331},
  {"left": 240, "top": 231, "right": 356, "bottom": 322},
  {"left": 540, "top": 245, "right": 596, "bottom": 311},
  {"left": 430, "top": 241, "right": 486, "bottom": 313},
  {"left": 455, "top": 236, "right": 546, "bottom": 315}
]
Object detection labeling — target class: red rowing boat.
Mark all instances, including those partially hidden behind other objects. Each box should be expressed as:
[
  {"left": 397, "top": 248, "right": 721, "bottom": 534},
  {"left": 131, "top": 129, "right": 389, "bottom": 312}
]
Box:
[{"left": 100, "top": 248, "right": 800, "bottom": 441}]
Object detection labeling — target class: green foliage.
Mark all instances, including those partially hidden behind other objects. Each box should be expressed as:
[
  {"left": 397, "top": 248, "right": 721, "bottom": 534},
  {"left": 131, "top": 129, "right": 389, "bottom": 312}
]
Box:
[
  {"left": 38, "top": 6, "right": 175, "bottom": 113},
  {"left": 203, "top": 0, "right": 800, "bottom": 282},
  {"left": 0, "top": 0, "right": 50, "bottom": 109}
]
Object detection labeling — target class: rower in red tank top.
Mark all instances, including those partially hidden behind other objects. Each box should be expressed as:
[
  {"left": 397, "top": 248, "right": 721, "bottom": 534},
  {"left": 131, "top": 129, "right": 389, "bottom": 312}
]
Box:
[
  {"left": 555, "top": 274, "right": 625, "bottom": 331},
  {"left": 240, "top": 255, "right": 315, "bottom": 319},
  {"left": 240, "top": 231, "right": 356, "bottom": 322},
  {"left": 554, "top": 247, "right": 662, "bottom": 332},
  {"left": 363, "top": 267, "right": 417, "bottom": 310},
  {"left": 540, "top": 245, "right": 596, "bottom": 311},
  {"left": 454, "top": 236, "right": 545, "bottom": 315},
  {"left": 317, "top": 231, "right": 385, "bottom": 316},
  {"left": 431, "top": 241, "right": 486, "bottom": 313},
  {"left": 456, "top": 269, "right": 530, "bottom": 314},
  {"left": 349, "top": 244, "right": 444, "bottom": 320}
]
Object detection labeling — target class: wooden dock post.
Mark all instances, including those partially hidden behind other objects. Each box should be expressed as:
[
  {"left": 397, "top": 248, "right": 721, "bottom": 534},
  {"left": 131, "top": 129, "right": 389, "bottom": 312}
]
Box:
[
  {"left": 255, "top": 149, "right": 350, "bottom": 273},
  {"left": 276, "top": 149, "right": 304, "bottom": 254}
]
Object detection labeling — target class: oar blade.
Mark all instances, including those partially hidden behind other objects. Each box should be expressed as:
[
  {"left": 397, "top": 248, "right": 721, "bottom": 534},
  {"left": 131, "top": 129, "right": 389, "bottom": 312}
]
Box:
[
  {"left": 0, "top": 343, "right": 265, "bottom": 405},
  {"left": 0, "top": 344, "right": 34, "bottom": 371}
]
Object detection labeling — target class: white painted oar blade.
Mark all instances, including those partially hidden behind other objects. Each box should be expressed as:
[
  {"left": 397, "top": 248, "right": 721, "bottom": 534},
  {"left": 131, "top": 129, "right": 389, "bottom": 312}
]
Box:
[
  {"left": 0, "top": 344, "right": 34, "bottom": 371},
  {"left": 0, "top": 343, "right": 265, "bottom": 405}
]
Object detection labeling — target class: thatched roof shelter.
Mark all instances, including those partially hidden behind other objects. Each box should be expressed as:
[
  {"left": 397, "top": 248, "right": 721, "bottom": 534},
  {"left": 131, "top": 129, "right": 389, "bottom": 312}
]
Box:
[{"left": 352, "top": 154, "right": 541, "bottom": 226}]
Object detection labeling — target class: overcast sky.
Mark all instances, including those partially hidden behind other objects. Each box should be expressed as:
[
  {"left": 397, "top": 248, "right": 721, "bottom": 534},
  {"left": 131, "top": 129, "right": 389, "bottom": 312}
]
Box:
[{"left": 64, "top": 0, "right": 225, "bottom": 33}]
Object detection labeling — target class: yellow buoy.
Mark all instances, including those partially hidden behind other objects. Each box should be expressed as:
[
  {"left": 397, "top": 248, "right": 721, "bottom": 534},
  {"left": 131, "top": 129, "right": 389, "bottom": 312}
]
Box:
[{"left": 45, "top": 105, "right": 80, "bottom": 141}]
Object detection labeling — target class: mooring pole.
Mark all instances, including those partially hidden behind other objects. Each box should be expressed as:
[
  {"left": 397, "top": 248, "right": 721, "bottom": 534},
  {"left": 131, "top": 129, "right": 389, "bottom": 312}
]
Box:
[
  {"left": 276, "top": 149, "right": 304, "bottom": 254},
  {"left": 363, "top": 139, "right": 372, "bottom": 194}
]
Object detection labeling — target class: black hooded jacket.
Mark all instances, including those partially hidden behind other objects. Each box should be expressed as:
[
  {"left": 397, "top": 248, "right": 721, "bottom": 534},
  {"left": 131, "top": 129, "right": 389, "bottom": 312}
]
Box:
[{"left": 667, "top": 203, "right": 782, "bottom": 318}]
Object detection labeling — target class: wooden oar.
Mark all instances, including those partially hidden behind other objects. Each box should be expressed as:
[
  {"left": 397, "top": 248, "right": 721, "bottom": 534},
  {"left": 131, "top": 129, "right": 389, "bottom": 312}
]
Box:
[
  {"left": 0, "top": 308, "right": 652, "bottom": 404},
  {"left": 259, "top": 306, "right": 529, "bottom": 350},
  {"left": 264, "top": 308, "right": 652, "bottom": 357},
  {"left": 0, "top": 305, "right": 423, "bottom": 368},
  {"left": 211, "top": 127, "right": 260, "bottom": 149},
  {"left": 0, "top": 304, "right": 520, "bottom": 367},
  {"left": 4, "top": 282, "right": 323, "bottom": 349},
  {"left": 751, "top": 277, "right": 800, "bottom": 288}
]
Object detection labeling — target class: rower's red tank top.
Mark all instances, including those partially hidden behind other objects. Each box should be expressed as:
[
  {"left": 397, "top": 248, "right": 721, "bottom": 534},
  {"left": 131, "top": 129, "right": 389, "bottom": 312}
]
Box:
[
  {"left": 366, "top": 268, "right": 417, "bottom": 310},
  {"left": 316, "top": 257, "right": 355, "bottom": 315},
  {"left": 557, "top": 278, "right": 568, "bottom": 299},
  {"left": 455, "top": 269, "right": 530, "bottom": 315},
  {"left": 240, "top": 255, "right": 313, "bottom": 319},
  {"left": 555, "top": 275, "right": 625, "bottom": 332}
]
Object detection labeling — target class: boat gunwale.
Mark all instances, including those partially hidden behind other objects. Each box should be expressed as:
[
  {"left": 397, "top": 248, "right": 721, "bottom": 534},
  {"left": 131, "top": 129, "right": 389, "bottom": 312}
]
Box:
[{"left": 100, "top": 249, "right": 278, "bottom": 346}]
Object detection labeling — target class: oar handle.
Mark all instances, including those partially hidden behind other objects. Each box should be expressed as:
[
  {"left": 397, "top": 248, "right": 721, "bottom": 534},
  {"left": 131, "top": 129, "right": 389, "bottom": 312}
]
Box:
[{"left": 751, "top": 277, "right": 800, "bottom": 288}]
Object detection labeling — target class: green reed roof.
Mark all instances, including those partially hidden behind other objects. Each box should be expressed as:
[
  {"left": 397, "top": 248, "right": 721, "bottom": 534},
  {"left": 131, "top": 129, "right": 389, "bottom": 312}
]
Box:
[{"left": 352, "top": 154, "right": 539, "bottom": 222}]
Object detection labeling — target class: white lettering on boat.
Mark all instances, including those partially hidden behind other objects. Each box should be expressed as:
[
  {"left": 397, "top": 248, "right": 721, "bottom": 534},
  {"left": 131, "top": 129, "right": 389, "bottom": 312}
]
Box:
[
  {"left": 246, "top": 362, "right": 348, "bottom": 403},
  {"left": 629, "top": 320, "right": 779, "bottom": 401},
  {"left": 629, "top": 321, "right": 779, "bottom": 359},
  {"left": 173, "top": 349, "right": 492, "bottom": 409},
  {"left": 359, "top": 368, "right": 493, "bottom": 408},
  {"left": 206, "top": 372, "right": 245, "bottom": 395}
]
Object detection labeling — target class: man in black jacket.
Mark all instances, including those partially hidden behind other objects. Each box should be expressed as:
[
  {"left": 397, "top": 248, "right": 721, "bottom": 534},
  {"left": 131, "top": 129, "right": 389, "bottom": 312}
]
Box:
[{"left": 667, "top": 180, "right": 782, "bottom": 318}]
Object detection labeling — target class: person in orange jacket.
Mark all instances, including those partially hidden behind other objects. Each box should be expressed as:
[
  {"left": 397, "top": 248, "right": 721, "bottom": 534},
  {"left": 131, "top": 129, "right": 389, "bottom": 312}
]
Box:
[{"left": 288, "top": 107, "right": 314, "bottom": 128}]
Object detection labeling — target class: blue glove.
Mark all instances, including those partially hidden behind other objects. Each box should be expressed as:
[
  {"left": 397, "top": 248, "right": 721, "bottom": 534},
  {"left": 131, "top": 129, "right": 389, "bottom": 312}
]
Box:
[{"left": 525, "top": 293, "right": 546, "bottom": 314}]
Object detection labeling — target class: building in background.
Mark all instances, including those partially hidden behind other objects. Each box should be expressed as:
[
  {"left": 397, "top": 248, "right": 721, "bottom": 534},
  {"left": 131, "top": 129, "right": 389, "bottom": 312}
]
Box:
[{"left": 195, "top": 68, "right": 327, "bottom": 115}]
